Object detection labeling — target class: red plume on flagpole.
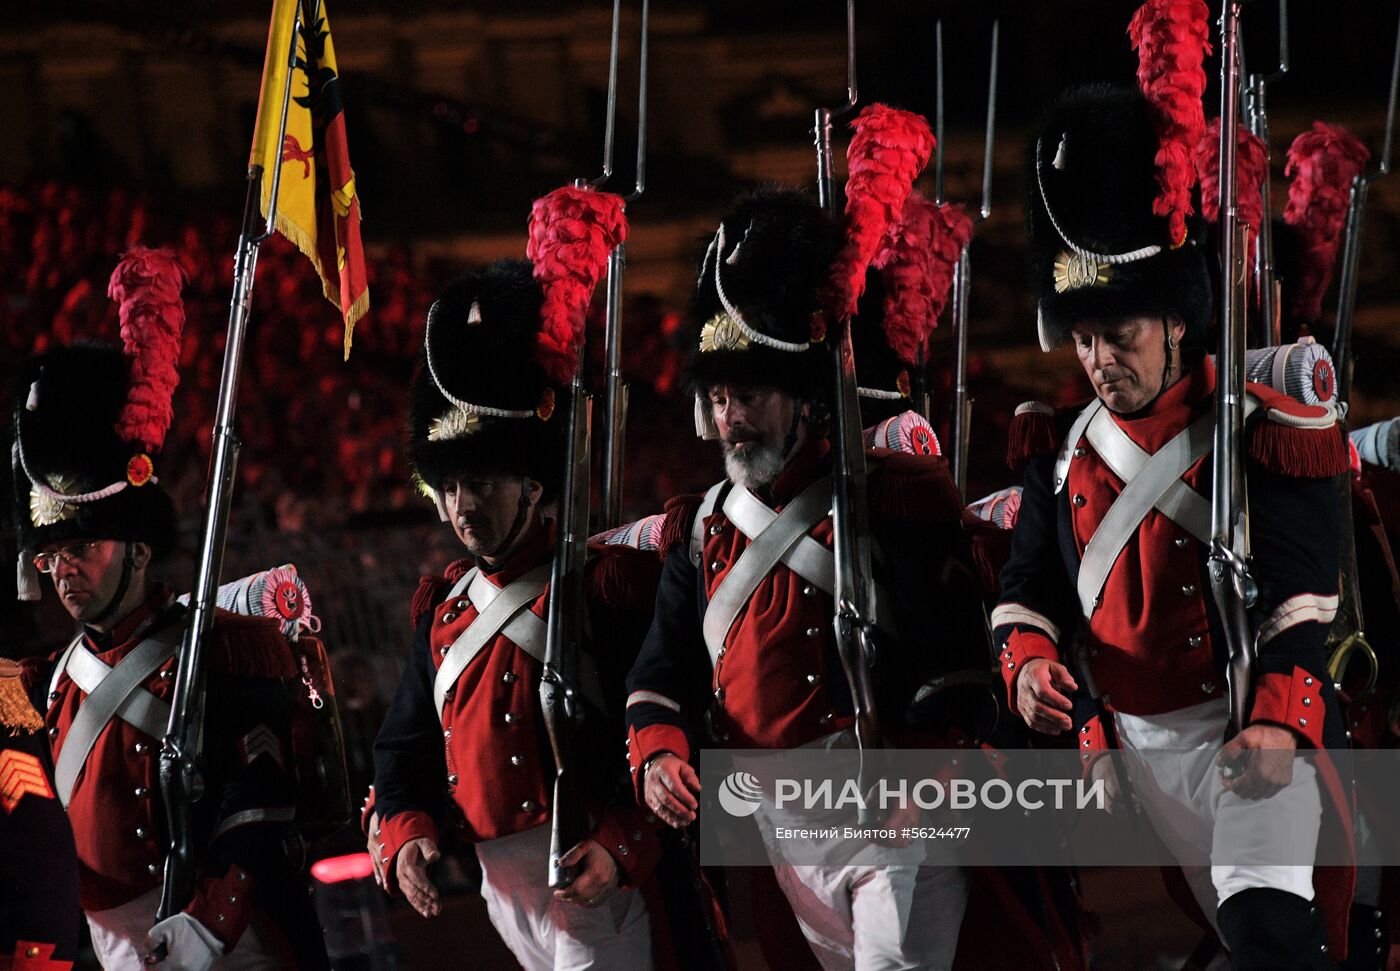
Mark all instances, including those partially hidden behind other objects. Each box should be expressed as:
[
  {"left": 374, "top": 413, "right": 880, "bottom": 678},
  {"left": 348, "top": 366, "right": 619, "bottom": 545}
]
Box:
[
  {"left": 1283, "top": 122, "right": 1371, "bottom": 324},
  {"left": 526, "top": 185, "right": 629, "bottom": 386},
  {"left": 871, "top": 192, "right": 973, "bottom": 366},
  {"left": 1195, "top": 117, "right": 1267, "bottom": 232},
  {"left": 107, "top": 246, "right": 187, "bottom": 454},
  {"left": 1128, "top": 0, "right": 1212, "bottom": 248},
  {"left": 828, "top": 104, "right": 935, "bottom": 323}
]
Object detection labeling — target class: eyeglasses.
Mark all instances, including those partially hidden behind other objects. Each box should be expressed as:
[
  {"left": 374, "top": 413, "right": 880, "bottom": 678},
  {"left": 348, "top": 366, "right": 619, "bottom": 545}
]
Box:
[{"left": 33, "top": 541, "right": 104, "bottom": 574}]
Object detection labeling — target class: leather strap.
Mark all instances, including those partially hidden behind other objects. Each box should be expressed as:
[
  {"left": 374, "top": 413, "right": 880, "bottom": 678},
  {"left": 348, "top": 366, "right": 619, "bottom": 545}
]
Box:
[
  {"left": 1053, "top": 400, "right": 1102, "bottom": 494},
  {"left": 54, "top": 624, "right": 181, "bottom": 807},
  {"left": 689, "top": 481, "right": 729, "bottom": 566},
  {"left": 1083, "top": 406, "right": 1213, "bottom": 544},
  {"left": 433, "top": 564, "right": 551, "bottom": 719},
  {"left": 701, "top": 478, "right": 834, "bottom": 667},
  {"left": 1076, "top": 413, "right": 1215, "bottom": 618},
  {"left": 64, "top": 645, "right": 171, "bottom": 740}
]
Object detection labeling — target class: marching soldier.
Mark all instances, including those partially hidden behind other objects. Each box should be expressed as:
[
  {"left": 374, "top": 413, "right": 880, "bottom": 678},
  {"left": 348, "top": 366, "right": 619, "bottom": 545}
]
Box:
[
  {"left": 4, "top": 250, "right": 327, "bottom": 969},
  {"left": 624, "top": 188, "right": 994, "bottom": 970},
  {"left": 364, "top": 259, "right": 719, "bottom": 971},
  {"left": 995, "top": 85, "right": 1354, "bottom": 968}
]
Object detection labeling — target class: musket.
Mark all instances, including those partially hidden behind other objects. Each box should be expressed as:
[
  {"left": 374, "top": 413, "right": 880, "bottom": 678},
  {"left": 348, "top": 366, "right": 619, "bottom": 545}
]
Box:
[
  {"left": 155, "top": 0, "right": 308, "bottom": 926},
  {"left": 600, "top": 0, "right": 649, "bottom": 528},
  {"left": 540, "top": 0, "right": 647, "bottom": 889},
  {"left": 1209, "top": 1, "right": 1260, "bottom": 740},
  {"left": 1324, "top": 9, "right": 1400, "bottom": 701},
  {"left": 1241, "top": 0, "right": 1288, "bottom": 348},
  {"left": 814, "top": 0, "right": 885, "bottom": 827},
  {"left": 947, "top": 22, "right": 998, "bottom": 499}
]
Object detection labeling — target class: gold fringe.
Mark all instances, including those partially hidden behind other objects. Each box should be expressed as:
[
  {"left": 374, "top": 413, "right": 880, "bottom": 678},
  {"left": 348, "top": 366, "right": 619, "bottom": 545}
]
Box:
[
  {"left": 261, "top": 198, "right": 368, "bottom": 362},
  {"left": 0, "top": 674, "right": 43, "bottom": 734},
  {"left": 342, "top": 288, "right": 370, "bottom": 361}
]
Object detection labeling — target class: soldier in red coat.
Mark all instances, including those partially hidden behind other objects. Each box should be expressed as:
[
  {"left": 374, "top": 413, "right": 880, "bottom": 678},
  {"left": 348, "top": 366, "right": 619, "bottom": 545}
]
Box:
[
  {"left": 995, "top": 85, "right": 1354, "bottom": 969},
  {"left": 5, "top": 252, "right": 327, "bottom": 970},
  {"left": 625, "top": 189, "right": 996, "bottom": 970},
  {"left": 364, "top": 260, "right": 722, "bottom": 971}
]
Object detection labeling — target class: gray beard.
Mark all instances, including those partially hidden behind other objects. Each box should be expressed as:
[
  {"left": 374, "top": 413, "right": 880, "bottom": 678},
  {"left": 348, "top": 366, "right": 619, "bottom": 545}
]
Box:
[{"left": 722, "top": 440, "right": 787, "bottom": 491}]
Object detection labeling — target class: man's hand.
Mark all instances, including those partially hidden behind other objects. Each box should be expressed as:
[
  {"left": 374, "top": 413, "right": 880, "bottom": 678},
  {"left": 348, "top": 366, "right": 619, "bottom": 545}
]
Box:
[
  {"left": 643, "top": 754, "right": 700, "bottom": 829},
  {"left": 1015, "top": 658, "right": 1077, "bottom": 735},
  {"left": 1216, "top": 723, "right": 1298, "bottom": 799},
  {"left": 1088, "top": 753, "right": 1136, "bottom": 815},
  {"left": 552, "top": 839, "right": 620, "bottom": 907},
  {"left": 366, "top": 811, "right": 388, "bottom": 889},
  {"left": 874, "top": 795, "right": 921, "bottom": 847},
  {"left": 145, "top": 913, "right": 223, "bottom": 970},
  {"left": 396, "top": 837, "right": 442, "bottom": 918}
]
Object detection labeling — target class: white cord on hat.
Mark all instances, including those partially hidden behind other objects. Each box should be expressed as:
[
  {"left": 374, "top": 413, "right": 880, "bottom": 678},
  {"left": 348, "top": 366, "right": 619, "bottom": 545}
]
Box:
[
  {"left": 423, "top": 299, "right": 539, "bottom": 420},
  {"left": 15, "top": 438, "right": 134, "bottom": 506},
  {"left": 1034, "top": 137, "right": 1164, "bottom": 266},
  {"left": 710, "top": 222, "right": 812, "bottom": 355}
]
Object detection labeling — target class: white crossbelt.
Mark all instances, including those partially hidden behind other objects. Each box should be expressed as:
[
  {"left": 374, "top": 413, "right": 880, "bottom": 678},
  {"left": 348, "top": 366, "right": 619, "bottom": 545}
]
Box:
[
  {"left": 52, "top": 624, "right": 182, "bottom": 807},
  {"left": 431, "top": 564, "right": 604, "bottom": 719},
  {"left": 698, "top": 477, "right": 893, "bottom": 668}
]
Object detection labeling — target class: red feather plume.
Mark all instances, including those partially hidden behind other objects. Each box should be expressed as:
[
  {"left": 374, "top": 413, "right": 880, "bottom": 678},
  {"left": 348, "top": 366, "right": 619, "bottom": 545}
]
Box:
[
  {"left": 871, "top": 193, "right": 973, "bottom": 366},
  {"left": 1283, "top": 122, "right": 1371, "bottom": 324},
  {"left": 107, "top": 246, "right": 187, "bottom": 453},
  {"left": 526, "top": 186, "right": 628, "bottom": 386},
  {"left": 1195, "top": 117, "right": 1268, "bottom": 232},
  {"left": 1128, "top": 0, "right": 1212, "bottom": 247},
  {"left": 828, "top": 104, "right": 935, "bottom": 322}
]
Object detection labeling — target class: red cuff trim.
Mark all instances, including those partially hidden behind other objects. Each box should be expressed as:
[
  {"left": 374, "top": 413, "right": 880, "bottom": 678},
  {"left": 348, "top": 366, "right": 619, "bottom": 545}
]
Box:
[
  {"left": 591, "top": 806, "right": 662, "bottom": 888},
  {"left": 184, "top": 866, "right": 255, "bottom": 951},
  {"left": 11, "top": 941, "right": 72, "bottom": 971},
  {"left": 379, "top": 811, "right": 439, "bottom": 896},
  {"left": 627, "top": 724, "right": 690, "bottom": 801},
  {"left": 1076, "top": 714, "right": 1110, "bottom": 779},
  {"left": 1251, "top": 666, "right": 1326, "bottom": 749},
  {"left": 997, "top": 629, "right": 1059, "bottom": 714}
]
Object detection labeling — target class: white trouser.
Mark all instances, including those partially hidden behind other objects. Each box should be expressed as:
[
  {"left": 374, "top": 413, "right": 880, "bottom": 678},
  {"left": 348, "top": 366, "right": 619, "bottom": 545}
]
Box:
[
  {"left": 743, "top": 732, "right": 968, "bottom": 970},
  {"left": 1114, "top": 698, "right": 1322, "bottom": 928},
  {"left": 475, "top": 823, "right": 653, "bottom": 971},
  {"left": 85, "top": 887, "right": 285, "bottom": 970}
]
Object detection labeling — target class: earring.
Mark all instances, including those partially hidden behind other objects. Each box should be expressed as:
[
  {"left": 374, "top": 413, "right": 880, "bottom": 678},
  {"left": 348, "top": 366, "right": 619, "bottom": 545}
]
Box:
[{"left": 1167, "top": 335, "right": 1178, "bottom": 350}]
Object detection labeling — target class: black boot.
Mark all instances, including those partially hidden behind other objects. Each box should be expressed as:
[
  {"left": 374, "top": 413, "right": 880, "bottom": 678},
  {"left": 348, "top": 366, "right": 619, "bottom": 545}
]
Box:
[
  {"left": 1216, "top": 887, "right": 1336, "bottom": 970},
  {"left": 1340, "top": 903, "right": 1387, "bottom": 971}
]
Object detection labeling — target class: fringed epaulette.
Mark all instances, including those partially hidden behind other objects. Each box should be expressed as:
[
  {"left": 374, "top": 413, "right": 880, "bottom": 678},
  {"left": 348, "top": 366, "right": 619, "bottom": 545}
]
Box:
[
  {"left": 409, "top": 558, "right": 473, "bottom": 630},
  {"left": 1245, "top": 382, "right": 1349, "bottom": 478},
  {"left": 658, "top": 493, "right": 706, "bottom": 559},
  {"left": 868, "top": 450, "right": 964, "bottom": 525},
  {"left": 585, "top": 543, "right": 663, "bottom": 612},
  {"left": 0, "top": 671, "right": 43, "bottom": 733},
  {"left": 1006, "top": 401, "right": 1059, "bottom": 474},
  {"left": 206, "top": 610, "right": 297, "bottom": 680}
]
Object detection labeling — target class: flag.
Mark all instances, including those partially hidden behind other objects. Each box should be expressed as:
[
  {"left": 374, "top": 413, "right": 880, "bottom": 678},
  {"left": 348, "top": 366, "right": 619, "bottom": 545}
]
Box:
[{"left": 250, "top": 0, "right": 369, "bottom": 359}]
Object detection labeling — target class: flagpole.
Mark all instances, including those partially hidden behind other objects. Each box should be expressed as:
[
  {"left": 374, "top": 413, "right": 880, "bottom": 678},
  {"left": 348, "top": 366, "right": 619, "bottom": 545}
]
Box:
[{"left": 154, "top": 0, "right": 308, "bottom": 928}]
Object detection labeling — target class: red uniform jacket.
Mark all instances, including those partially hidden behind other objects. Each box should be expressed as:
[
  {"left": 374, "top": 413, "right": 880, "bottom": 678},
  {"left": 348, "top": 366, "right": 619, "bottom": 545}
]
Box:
[{"left": 368, "top": 526, "right": 666, "bottom": 893}]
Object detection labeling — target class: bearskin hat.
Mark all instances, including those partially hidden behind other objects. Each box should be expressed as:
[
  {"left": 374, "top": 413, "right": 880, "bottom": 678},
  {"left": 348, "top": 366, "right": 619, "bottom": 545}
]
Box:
[
  {"left": 409, "top": 260, "right": 566, "bottom": 502},
  {"left": 1028, "top": 84, "right": 1213, "bottom": 350},
  {"left": 686, "top": 188, "right": 840, "bottom": 405},
  {"left": 11, "top": 344, "right": 178, "bottom": 560}
]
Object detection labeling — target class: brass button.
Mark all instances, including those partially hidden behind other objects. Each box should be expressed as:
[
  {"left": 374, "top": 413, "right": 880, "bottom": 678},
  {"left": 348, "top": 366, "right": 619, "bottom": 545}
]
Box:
[
  {"left": 447, "top": 774, "right": 458, "bottom": 785},
  {"left": 1201, "top": 681, "right": 1215, "bottom": 694},
  {"left": 442, "top": 612, "right": 457, "bottom": 624},
  {"left": 716, "top": 647, "right": 726, "bottom": 659},
  {"left": 134, "top": 742, "right": 149, "bottom": 754},
  {"left": 709, "top": 524, "right": 722, "bottom": 536},
  {"left": 511, "top": 755, "right": 524, "bottom": 766},
  {"left": 1304, "top": 677, "right": 1314, "bottom": 686},
  {"left": 1072, "top": 494, "right": 1086, "bottom": 507},
  {"left": 147, "top": 863, "right": 160, "bottom": 874},
  {"left": 1080, "top": 726, "right": 1089, "bottom": 734},
  {"left": 1181, "top": 584, "right": 1196, "bottom": 597},
  {"left": 806, "top": 627, "right": 821, "bottom": 638},
  {"left": 444, "top": 688, "right": 455, "bottom": 702},
  {"left": 159, "top": 670, "right": 174, "bottom": 680},
  {"left": 443, "top": 728, "right": 452, "bottom": 740},
  {"left": 504, "top": 713, "right": 516, "bottom": 724},
  {"left": 1188, "top": 635, "right": 1203, "bottom": 648},
  {"left": 1074, "top": 447, "right": 1087, "bottom": 458},
  {"left": 440, "top": 645, "right": 449, "bottom": 656},
  {"left": 522, "top": 800, "right": 539, "bottom": 813},
  {"left": 136, "top": 826, "right": 147, "bottom": 838},
  {"left": 1298, "top": 717, "right": 1308, "bottom": 728},
  {"left": 134, "top": 787, "right": 149, "bottom": 798},
  {"left": 1302, "top": 696, "right": 1312, "bottom": 707},
  {"left": 807, "top": 673, "right": 820, "bottom": 685},
  {"left": 502, "top": 672, "right": 517, "bottom": 684},
  {"left": 25, "top": 947, "right": 39, "bottom": 958},
  {"left": 48, "top": 691, "right": 59, "bottom": 702},
  {"left": 710, "top": 561, "right": 722, "bottom": 573},
  {"left": 455, "top": 599, "right": 469, "bottom": 610},
  {"left": 48, "top": 727, "right": 58, "bottom": 738},
  {"left": 803, "top": 585, "right": 817, "bottom": 597},
  {"left": 1175, "top": 537, "right": 1189, "bottom": 549},
  {"left": 714, "top": 688, "right": 725, "bottom": 704},
  {"left": 1006, "top": 660, "right": 1016, "bottom": 669}
]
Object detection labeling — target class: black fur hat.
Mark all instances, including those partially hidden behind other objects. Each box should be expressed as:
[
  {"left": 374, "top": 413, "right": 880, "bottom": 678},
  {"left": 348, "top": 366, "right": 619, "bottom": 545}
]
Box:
[
  {"left": 686, "top": 188, "right": 840, "bottom": 404},
  {"left": 408, "top": 260, "right": 566, "bottom": 502},
  {"left": 851, "top": 269, "right": 915, "bottom": 425},
  {"left": 1029, "top": 84, "right": 1213, "bottom": 350},
  {"left": 11, "top": 343, "right": 177, "bottom": 560}
]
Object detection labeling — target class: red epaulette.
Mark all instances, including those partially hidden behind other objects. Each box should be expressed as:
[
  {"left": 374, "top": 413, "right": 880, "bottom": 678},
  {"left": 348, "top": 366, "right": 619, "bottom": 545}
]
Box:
[
  {"left": 657, "top": 493, "right": 706, "bottom": 559},
  {"left": 409, "top": 558, "right": 473, "bottom": 630},
  {"left": 1245, "top": 382, "right": 1349, "bottom": 478},
  {"left": 206, "top": 610, "right": 296, "bottom": 680},
  {"left": 585, "top": 543, "right": 663, "bottom": 611},
  {"left": 868, "top": 448, "right": 964, "bottom": 525},
  {"left": 1005, "top": 401, "right": 1060, "bottom": 474}
]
